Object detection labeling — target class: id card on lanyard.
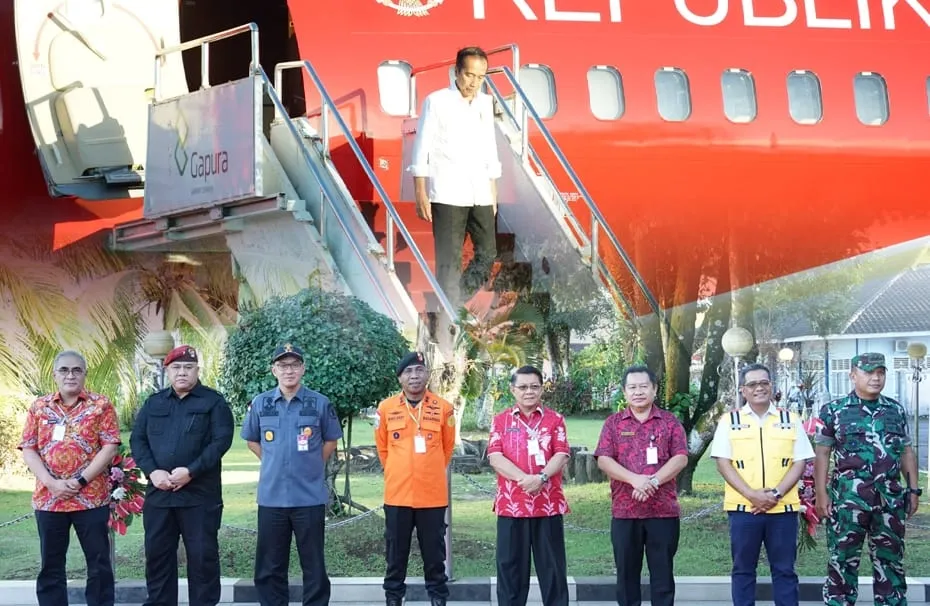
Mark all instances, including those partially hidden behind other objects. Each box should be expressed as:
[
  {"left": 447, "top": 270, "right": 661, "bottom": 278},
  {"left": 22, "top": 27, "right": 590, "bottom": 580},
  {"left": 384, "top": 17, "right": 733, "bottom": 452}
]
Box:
[
  {"left": 405, "top": 396, "right": 427, "bottom": 454},
  {"left": 517, "top": 412, "right": 546, "bottom": 467}
]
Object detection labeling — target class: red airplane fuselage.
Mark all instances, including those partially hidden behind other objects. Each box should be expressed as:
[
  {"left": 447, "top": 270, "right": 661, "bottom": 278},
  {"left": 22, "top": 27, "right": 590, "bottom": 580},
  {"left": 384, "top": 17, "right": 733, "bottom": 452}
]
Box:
[{"left": 3, "top": 0, "right": 929, "bottom": 309}]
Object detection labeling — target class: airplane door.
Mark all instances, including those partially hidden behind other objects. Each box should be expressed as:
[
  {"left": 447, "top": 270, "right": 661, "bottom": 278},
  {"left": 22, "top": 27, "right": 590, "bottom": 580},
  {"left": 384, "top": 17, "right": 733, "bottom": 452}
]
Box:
[{"left": 13, "top": 0, "right": 188, "bottom": 199}]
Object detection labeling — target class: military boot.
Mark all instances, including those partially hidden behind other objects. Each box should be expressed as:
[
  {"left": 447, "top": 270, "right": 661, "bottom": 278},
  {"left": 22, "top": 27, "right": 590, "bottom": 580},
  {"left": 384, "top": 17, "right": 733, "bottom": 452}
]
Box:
[
  {"left": 386, "top": 597, "right": 404, "bottom": 606},
  {"left": 430, "top": 598, "right": 446, "bottom": 606}
]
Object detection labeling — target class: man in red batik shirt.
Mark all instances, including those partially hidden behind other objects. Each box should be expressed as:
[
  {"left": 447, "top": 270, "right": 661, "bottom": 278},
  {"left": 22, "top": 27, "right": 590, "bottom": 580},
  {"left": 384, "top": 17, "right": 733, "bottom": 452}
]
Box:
[
  {"left": 19, "top": 350, "right": 121, "bottom": 606},
  {"left": 595, "top": 365, "right": 688, "bottom": 606},
  {"left": 487, "top": 365, "right": 571, "bottom": 606}
]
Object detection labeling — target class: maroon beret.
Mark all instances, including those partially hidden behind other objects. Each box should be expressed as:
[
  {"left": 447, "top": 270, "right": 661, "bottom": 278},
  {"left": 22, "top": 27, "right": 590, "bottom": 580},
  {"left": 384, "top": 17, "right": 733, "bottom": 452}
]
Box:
[{"left": 164, "top": 345, "right": 197, "bottom": 366}]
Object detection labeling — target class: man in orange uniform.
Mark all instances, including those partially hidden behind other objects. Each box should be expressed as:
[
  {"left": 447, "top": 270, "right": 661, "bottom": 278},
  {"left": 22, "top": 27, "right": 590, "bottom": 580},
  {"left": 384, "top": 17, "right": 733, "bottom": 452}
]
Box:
[{"left": 375, "top": 351, "right": 456, "bottom": 606}]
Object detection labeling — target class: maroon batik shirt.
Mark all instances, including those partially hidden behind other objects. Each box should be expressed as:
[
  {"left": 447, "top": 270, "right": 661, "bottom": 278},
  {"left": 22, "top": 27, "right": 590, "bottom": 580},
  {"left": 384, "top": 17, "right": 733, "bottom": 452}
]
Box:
[{"left": 594, "top": 405, "right": 688, "bottom": 519}]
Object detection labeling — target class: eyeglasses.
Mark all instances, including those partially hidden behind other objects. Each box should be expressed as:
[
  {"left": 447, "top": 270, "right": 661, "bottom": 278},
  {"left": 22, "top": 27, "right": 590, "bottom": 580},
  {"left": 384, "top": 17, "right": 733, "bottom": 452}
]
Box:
[
  {"left": 742, "top": 380, "right": 772, "bottom": 389},
  {"left": 513, "top": 384, "right": 542, "bottom": 392},
  {"left": 56, "top": 367, "right": 85, "bottom": 377},
  {"left": 275, "top": 363, "right": 303, "bottom": 372}
]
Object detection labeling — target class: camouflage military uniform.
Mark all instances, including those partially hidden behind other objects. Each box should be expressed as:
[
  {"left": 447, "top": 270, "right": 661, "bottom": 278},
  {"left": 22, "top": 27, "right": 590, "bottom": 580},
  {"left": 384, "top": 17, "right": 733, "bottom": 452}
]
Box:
[{"left": 815, "top": 385, "right": 911, "bottom": 606}]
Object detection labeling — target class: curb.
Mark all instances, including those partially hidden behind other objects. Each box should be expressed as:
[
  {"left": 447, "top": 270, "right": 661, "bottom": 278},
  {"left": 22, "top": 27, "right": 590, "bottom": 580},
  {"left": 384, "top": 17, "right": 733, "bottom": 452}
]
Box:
[{"left": 0, "top": 577, "right": 927, "bottom": 605}]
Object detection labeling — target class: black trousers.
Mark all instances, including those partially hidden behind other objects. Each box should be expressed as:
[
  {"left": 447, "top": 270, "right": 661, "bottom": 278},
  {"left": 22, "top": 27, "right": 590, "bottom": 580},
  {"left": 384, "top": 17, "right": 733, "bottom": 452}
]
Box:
[
  {"left": 35, "top": 506, "right": 114, "bottom": 606},
  {"left": 142, "top": 503, "right": 223, "bottom": 606},
  {"left": 610, "top": 517, "right": 680, "bottom": 606},
  {"left": 254, "top": 505, "right": 330, "bottom": 606},
  {"left": 383, "top": 505, "right": 448, "bottom": 600},
  {"left": 431, "top": 202, "right": 497, "bottom": 308},
  {"left": 496, "top": 515, "right": 569, "bottom": 606}
]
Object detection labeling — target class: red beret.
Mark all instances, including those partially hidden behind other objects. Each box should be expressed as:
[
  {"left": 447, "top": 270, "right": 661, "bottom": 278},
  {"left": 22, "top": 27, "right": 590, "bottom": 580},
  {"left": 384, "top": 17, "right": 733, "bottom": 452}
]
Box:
[{"left": 164, "top": 345, "right": 197, "bottom": 366}]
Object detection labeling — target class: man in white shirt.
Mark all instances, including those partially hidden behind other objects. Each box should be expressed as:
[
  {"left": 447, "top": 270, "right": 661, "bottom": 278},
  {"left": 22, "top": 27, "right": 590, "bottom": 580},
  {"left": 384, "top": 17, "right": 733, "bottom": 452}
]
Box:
[
  {"left": 710, "top": 363, "right": 814, "bottom": 606},
  {"left": 409, "top": 46, "right": 502, "bottom": 308}
]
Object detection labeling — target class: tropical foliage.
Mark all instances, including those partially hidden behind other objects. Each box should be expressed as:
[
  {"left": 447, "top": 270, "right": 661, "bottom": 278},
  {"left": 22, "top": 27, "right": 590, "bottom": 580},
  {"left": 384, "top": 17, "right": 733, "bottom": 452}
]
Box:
[{"left": 107, "top": 444, "right": 145, "bottom": 535}]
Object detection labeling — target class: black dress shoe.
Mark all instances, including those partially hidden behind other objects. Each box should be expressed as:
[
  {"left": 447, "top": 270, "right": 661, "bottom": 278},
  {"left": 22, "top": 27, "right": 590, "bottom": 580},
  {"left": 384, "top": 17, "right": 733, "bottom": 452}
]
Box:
[
  {"left": 430, "top": 598, "right": 446, "bottom": 606},
  {"left": 386, "top": 597, "right": 404, "bottom": 606}
]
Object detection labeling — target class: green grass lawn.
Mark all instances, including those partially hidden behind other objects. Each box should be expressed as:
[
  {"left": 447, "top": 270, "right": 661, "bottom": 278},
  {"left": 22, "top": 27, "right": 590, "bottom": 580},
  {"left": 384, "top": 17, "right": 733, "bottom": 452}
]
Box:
[{"left": 1, "top": 416, "right": 929, "bottom": 581}]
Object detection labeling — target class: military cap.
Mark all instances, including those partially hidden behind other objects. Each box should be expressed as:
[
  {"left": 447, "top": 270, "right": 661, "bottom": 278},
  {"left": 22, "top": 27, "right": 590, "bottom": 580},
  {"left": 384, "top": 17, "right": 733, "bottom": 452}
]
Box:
[
  {"left": 851, "top": 352, "right": 887, "bottom": 372},
  {"left": 272, "top": 343, "right": 304, "bottom": 363},
  {"left": 396, "top": 351, "right": 427, "bottom": 376},
  {"left": 164, "top": 345, "right": 197, "bottom": 366}
]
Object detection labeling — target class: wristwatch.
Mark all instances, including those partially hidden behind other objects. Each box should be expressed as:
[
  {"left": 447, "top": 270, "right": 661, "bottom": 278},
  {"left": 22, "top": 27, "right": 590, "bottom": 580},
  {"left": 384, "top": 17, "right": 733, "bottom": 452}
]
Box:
[
  {"left": 649, "top": 475, "right": 660, "bottom": 488},
  {"left": 908, "top": 487, "right": 923, "bottom": 496},
  {"left": 770, "top": 487, "right": 782, "bottom": 499},
  {"left": 76, "top": 475, "right": 88, "bottom": 487},
  {"left": 538, "top": 472, "right": 549, "bottom": 483}
]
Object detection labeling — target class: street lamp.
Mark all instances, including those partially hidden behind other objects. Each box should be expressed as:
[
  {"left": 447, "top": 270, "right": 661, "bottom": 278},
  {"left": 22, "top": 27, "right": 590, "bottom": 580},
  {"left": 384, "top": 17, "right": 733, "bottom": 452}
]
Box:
[
  {"left": 722, "top": 327, "right": 755, "bottom": 399},
  {"left": 143, "top": 330, "right": 175, "bottom": 389},
  {"left": 906, "top": 342, "right": 926, "bottom": 494},
  {"left": 778, "top": 347, "right": 795, "bottom": 407}
]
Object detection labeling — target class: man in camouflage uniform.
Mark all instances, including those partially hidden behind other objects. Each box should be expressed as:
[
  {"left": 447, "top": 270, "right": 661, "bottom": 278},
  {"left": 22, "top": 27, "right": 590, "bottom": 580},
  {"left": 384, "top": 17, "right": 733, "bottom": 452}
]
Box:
[{"left": 814, "top": 352, "right": 921, "bottom": 606}]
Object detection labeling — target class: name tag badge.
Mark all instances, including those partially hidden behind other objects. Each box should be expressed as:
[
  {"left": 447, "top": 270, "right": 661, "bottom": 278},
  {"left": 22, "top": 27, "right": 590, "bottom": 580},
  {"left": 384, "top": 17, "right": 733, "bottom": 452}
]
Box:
[
  {"left": 534, "top": 452, "right": 546, "bottom": 467},
  {"left": 52, "top": 423, "right": 66, "bottom": 442},
  {"left": 527, "top": 438, "right": 540, "bottom": 456},
  {"left": 414, "top": 434, "right": 427, "bottom": 454},
  {"left": 297, "top": 435, "right": 309, "bottom": 452},
  {"left": 646, "top": 446, "right": 658, "bottom": 465}
]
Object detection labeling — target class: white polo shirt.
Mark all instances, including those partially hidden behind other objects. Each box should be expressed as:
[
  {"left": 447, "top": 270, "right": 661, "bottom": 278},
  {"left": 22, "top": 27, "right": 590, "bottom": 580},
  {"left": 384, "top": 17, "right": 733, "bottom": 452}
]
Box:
[
  {"left": 710, "top": 403, "right": 815, "bottom": 461},
  {"left": 408, "top": 85, "right": 502, "bottom": 208}
]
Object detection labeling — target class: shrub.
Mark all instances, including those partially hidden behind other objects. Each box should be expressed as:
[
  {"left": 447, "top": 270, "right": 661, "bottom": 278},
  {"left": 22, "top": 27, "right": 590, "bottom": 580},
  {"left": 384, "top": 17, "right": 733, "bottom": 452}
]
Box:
[
  {"left": 219, "top": 287, "right": 410, "bottom": 422},
  {"left": 0, "top": 400, "right": 28, "bottom": 471},
  {"left": 541, "top": 378, "right": 592, "bottom": 415}
]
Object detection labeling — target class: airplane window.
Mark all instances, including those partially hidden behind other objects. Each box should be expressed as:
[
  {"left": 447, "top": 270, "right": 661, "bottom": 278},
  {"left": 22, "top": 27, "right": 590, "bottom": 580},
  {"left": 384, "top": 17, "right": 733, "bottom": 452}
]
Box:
[
  {"left": 377, "top": 60, "right": 413, "bottom": 117},
  {"left": 518, "top": 64, "right": 558, "bottom": 119},
  {"left": 786, "top": 71, "right": 823, "bottom": 124},
  {"left": 655, "top": 68, "right": 691, "bottom": 122},
  {"left": 721, "top": 69, "right": 757, "bottom": 123},
  {"left": 587, "top": 66, "right": 625, "bottom": 121},
  {"left": 853, "top": 72, "right": 889, "bottom": 126}
]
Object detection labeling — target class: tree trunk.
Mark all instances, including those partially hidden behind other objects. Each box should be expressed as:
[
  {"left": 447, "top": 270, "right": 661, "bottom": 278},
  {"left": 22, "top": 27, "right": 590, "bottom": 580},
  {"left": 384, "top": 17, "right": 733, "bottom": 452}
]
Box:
[
  {"left": 546, "top": 324, "right": 571, "bottom": 380},
  {"left": 664, "top": 262, "right": 699, "bottom": 404},
  {"left": 639, "top": 313, "right": 666, "bottom": 386},
  {"left": 341, "top": 415, "right": 353, "bottom": 509}
]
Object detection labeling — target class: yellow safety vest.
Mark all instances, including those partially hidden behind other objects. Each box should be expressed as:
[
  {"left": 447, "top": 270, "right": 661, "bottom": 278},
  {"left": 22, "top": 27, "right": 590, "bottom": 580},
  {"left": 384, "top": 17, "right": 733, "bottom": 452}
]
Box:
[{"left": 723, "top": 407, "right": 801, "bottom": 514}]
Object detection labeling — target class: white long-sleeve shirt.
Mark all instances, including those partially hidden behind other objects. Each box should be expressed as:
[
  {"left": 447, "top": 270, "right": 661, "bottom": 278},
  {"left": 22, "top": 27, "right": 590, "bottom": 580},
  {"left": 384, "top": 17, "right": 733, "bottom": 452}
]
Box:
[{"left": 408, "top": 85, "right": 502, "bottom": 207}]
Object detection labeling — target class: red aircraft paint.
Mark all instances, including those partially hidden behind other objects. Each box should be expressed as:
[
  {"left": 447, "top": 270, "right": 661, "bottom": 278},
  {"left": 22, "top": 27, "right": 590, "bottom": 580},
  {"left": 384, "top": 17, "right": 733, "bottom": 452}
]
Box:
[{"left": 2, "top": 0, "right": 928, "bottom": 312}]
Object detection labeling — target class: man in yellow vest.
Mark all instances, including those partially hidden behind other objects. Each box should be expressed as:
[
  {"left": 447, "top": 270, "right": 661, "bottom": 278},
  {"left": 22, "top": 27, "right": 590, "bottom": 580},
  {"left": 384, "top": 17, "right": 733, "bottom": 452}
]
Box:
[{"left": 710, "top": 363, "right": 814, "bottom": 606}]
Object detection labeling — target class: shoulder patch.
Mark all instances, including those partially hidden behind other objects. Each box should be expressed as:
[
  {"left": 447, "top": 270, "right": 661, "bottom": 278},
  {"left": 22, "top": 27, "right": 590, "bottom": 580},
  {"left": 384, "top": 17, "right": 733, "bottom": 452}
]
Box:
[{"left": 447, "top": 415, "right": 455, "bottom": 427}]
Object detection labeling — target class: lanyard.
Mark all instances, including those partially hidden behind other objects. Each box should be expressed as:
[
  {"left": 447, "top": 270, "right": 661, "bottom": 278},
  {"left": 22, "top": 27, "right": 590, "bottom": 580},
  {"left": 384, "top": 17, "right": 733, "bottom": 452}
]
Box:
[
  {"left": 402, "top": 395, "right": 424, "bottom": 432},
  {"left": 515, "top": 409, "right": 543, "bottom": 438}
]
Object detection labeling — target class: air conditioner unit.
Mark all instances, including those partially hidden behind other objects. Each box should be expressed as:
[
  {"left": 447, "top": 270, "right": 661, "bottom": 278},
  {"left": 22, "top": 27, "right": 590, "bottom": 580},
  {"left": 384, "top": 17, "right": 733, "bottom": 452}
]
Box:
[{"left": 894, "top": 340, "right": 908, "bottom": 353}]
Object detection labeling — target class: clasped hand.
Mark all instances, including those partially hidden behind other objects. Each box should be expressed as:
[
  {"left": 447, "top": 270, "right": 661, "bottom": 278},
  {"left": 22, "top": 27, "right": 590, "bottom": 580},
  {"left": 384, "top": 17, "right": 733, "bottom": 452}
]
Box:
[
  {"left": 517, "top": 474, "right": 544, "bottom": 495},
  {"left": 749, "top": 489, "right": 779, "bottom": 514},
  {"left": 150, "top": 467, "right": 192, "bottom": 492},
  {"left": 631, "top": 474, "right": 657, "bottom": 502}
]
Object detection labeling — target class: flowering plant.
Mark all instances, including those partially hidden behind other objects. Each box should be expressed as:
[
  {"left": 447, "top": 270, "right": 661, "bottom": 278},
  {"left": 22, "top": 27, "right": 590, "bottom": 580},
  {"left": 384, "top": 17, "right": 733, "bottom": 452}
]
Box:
[
  {"left": 108, "top": 444, "right": 145, "bottom": 535},
  {"left": 797, "top": 416, "right": 824, "bottom": 552}
]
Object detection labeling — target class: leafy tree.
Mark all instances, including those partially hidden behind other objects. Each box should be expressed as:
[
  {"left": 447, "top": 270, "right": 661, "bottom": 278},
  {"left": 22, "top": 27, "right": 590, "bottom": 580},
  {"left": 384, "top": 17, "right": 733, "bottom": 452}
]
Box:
[{"left": 219, "top": 286, "right": 409, "bottom": 512}]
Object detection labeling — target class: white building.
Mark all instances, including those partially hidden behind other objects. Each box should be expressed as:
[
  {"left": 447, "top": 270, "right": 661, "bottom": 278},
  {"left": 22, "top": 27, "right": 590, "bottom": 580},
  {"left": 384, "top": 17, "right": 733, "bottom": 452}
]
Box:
[{"left": 779, "top": 263, "right": 930, "bottom": 415}]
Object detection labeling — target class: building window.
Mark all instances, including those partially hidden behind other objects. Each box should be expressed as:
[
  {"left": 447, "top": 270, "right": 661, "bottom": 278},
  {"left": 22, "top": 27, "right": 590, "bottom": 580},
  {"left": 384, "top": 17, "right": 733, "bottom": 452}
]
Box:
[
  {"left": 721, "top": 69, "right": 757, "bottom": 123},
  {"left": 787, "top": 70, "right": 823, "bottom": 124},
  {"left": 518, "top": 64, "right": 558, "bottom": 119},
  {"left": 853, "top": 72, "right": 889, "bottom": 126},
  {"left": 655, "top": 67, "right": 691, "bottom": 122},
  {"left": 377, "top": 60, "right": 412, "bottom": 116},
  {"left": 587, "top": 66, "right": 624, "bottom": 120}
]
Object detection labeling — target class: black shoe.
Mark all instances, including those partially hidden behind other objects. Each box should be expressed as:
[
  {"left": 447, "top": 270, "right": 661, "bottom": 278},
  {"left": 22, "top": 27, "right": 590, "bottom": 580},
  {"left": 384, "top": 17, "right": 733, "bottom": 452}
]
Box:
[
  {"left": 386, "top": 598, "right": 404, "bottom": 606},
  {"left": 430, "top": 599, "right": 446, "bottom": 606}
]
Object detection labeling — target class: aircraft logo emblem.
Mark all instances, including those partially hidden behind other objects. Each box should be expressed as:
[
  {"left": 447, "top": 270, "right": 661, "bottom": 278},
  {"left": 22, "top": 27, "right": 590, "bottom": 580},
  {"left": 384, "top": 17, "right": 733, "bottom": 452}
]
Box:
[{"left": 376, "top": 0, "right": 444, "bottom": 17}]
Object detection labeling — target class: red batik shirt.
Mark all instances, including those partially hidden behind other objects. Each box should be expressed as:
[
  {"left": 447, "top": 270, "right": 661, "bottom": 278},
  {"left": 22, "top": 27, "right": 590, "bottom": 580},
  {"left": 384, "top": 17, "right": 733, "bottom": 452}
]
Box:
[
  {"left": 19, "top": 391, "right": 121, "bottom": 512},
  {"left": 594, "top": 405, "right": 688, "bottom": 519},
  {"left": 487, "top": 406, "right": 571, "bottom": 518}
]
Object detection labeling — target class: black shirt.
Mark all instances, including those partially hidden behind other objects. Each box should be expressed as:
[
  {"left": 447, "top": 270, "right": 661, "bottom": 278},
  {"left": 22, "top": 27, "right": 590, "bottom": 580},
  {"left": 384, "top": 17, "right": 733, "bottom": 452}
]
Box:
[{"left": 130, "top": 382, "right": 234, "bottom": 507}]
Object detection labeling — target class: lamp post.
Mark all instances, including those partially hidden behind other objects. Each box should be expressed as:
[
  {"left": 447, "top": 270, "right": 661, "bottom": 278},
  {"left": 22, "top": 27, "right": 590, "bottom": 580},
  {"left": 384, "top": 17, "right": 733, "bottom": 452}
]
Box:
[
  {"left": 722, "top": 327, "right": 755, "bottom": 401},
  {"left": 906, "top": 342, "right": 926, "bottom": 493},
  {"left": 778, "top": 347, "right": 795, "bottom": 408},
  {"left": 143, "top": 330, "right": 175, "bottom": 389}
]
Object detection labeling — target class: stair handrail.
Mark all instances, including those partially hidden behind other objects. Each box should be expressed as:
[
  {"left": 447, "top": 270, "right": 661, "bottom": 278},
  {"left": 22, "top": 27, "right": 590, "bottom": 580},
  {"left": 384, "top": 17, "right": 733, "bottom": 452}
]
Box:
[
  {"left": 485, "top": 77, "right": 636, "bottom": 318},
  {"left": 272, "top": 60, "right": 456, "bottom": 324},
  {"left": 407, "top": 44, "right": 521, "bottom": 117},
  {"left": 487, "top": 66, "right": 666, "bottom": 325},
  {"left": 256, "top": 67, "right": 409, "bottom": 327},
  {"left": 154, "top": 22, "right": 259, "bottom": 101}
]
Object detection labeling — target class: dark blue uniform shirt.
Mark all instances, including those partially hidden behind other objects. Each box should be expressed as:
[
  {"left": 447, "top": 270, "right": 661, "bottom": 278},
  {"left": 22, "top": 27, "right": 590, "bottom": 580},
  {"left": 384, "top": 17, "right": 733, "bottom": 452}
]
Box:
[{"left": 241, "top": 386, "right": 343, "bottom": 507}]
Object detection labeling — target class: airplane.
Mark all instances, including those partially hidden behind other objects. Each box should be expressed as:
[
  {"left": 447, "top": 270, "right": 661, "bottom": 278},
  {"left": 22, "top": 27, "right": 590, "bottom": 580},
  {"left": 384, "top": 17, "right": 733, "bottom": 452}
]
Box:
[{"left": 2, "top": 0, "right": 929, "bottom": 335}]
